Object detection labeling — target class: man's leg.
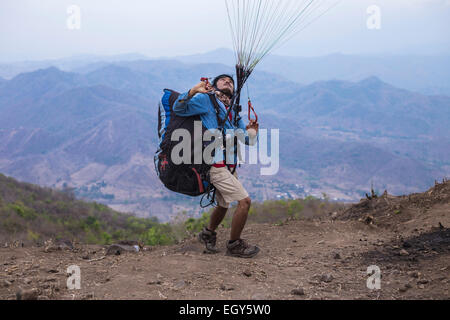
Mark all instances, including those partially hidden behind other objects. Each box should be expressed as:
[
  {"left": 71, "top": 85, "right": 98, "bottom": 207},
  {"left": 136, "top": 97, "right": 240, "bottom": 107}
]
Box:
[
  {"left": 230, "top": 197, "right": 251, "bottom": 241},
  {"left": 208, "top": 206, "right": 228, "bottom": 231},
  {"left": 226, "top": 195, "right": 259, "bottom": 258}
]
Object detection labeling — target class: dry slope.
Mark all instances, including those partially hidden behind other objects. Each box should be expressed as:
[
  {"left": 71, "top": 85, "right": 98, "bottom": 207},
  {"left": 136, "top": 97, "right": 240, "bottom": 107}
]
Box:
[{"left": 0, "top": 180, "right": 449, "bottom": 300}]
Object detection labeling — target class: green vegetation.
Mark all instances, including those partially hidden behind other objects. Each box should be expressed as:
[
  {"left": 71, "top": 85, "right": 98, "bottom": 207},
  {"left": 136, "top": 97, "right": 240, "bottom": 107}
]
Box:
[
  {"left": 0, "top": 173, "right": 345, "bottom": 246},
  {"left": 0, "top": 173, "right": 165, "bottom": 245}
]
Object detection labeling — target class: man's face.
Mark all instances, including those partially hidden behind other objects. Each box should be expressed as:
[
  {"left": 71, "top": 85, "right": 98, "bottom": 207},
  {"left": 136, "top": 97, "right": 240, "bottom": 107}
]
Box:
[{"left": 216, "top": 77, "right": 234, "bottom": 96}]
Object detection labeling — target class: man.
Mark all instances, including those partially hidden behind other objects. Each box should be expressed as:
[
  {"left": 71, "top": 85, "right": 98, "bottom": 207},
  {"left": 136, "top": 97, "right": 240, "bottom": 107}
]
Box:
[{"left": 173, "top": 74, "right": 260, "bottom": 258}]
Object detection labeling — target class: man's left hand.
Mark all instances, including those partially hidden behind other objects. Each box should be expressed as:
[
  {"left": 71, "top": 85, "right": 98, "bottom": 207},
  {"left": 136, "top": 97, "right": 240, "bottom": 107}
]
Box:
[{"left": 246, "top": 120, "right": 259, "bottom": 133}]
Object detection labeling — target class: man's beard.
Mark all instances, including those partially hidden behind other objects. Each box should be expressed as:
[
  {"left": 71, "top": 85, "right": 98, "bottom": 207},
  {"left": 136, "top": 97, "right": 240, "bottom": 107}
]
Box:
[
  {"left": 220, "top": 87, "right": 233, "bottom": 97},
  {"left": 215, "top": 90, "right": 232, "bottom": 107}
]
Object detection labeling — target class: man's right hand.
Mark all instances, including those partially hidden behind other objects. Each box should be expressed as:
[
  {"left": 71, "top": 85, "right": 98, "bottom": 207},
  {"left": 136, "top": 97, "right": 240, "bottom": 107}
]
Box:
[{"left": 188, "top": 81, "right": 213, "bottom": 98}]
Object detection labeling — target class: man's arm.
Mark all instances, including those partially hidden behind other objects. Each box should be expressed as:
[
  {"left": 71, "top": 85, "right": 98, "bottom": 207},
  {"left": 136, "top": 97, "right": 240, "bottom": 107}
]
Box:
[{"left": 173, "top": 82, "right": 213, "bottom": 117}]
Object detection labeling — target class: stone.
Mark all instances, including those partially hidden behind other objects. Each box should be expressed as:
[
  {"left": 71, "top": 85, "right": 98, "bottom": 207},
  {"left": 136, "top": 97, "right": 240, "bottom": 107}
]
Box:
[
  {"left": 1, "top": 280, "right": 12, "bottom": 288},
  {"left": 417, "top": 279, "right": 429, "bottom": 285},
  {"left": 291, "top": 288, "right": 305, "bottom": 296},
  {"left": 399, "top": 249, "right": 409, "bottom": 256},
  {"left": 174, "top": 280, "right": 186, "bottom": 290},
  {"left": 220, "top": 284, "right": 234, "bottom": 291},
  {"left": 106, "top": 244, "right": 139, "bottom": 256},
  {"left": 320, "top": 274, "right": 334, "bottom": 283},
  {"left": 243, "top": 270, "right": 252, "bottom": 277},
  {"left": 402, "top": 241, "right": 412, "bottom": 249},
  {"left": 16, "top": 288, "right": 39, "bottom": 300}
]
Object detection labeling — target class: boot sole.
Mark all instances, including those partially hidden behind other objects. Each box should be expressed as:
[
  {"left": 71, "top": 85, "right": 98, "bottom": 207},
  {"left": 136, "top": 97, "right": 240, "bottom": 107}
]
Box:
[{"left": 225, "top": 247, "right": 260, "bottom": 259}]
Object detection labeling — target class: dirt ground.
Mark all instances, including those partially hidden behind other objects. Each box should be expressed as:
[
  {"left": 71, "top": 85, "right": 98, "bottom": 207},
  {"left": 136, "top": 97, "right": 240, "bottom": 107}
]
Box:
[{"left": 1, "top": 182, "right": 449, "bottom": 300}]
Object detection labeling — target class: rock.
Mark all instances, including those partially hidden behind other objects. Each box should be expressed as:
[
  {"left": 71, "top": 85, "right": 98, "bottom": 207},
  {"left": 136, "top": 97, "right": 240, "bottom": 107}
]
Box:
[
  {"left": 106, "top": 244, "right": 139, "bottom": 256},
  {"left": 417, "top": 279, "right": 429, "bottom": 285},
  {"left": 320, "top": 274, "right": 334, "bottom": 283},
  {"left": 23, "top": 278, "right": 32, "bottom": 285},
  {"left": 45, "top": 277, "right": 58, "bottom": 282},
  {"left": 243, "top": 270, "right": 252, "bottom": 277},
  {"left": 1, "top": 280, "right": 12, "bottom": 288},
  {"left": 82, "top": 255, "right": 90, "bottom": 260},
  {"left": 147, "top": 280, "right": 162, "bottom": 285},
  {"left": 364, "top": 215, "right": 374, "bottom": 225},
  {"left": 402, "top": 241, "right": 412, "bottom": 249},
  {"left": 408, "top": 271, "right": 421, "bottom": 278},
  {"left": 399, "top": 249, "right": 409, "bottom": 256},
  {"left": 55, "top": 239, "right": 74, "bottom": 250},
  {"left": 82, "top": 293, "right": 94, "bottom": 300},
  {"left": 44, "top": 239, "right": 73, "bottom": 252},
  {"left": 38, "top": 296, "right": 50, "bottom": 300},
  {"left": 16, "top": 288, "right": 39, "bottom": 300},
  {"left": 399, "top": 283, "right": 412, "bottom": 293},
  {"left": 333, "top": 253, "right": 341, "bottom": 260},
  {"left": 118, "top": 240, "right": 143, "bottom": 249},
  {"left": 220, "top": 284, "right": 234, "bottom": 291},
  {"left": 174, "top": 280, "right": 187, "bottom": 290},
  {"left": 291, "top": 288, "right": 305, "bottom": 296},
  {"left": 48, "top": 269, "right": 59, "bottom": 274}
]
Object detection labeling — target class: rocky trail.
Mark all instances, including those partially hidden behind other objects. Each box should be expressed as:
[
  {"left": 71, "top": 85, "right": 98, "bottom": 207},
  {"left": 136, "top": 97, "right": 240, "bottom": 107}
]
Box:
[{"left": 1, "top": 181, "right": 449, "bottom": 300}]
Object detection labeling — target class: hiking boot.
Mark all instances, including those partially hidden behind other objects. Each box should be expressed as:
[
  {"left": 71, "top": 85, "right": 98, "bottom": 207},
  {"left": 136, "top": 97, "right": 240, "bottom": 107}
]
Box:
[
  {"left": 198, "top": 228, "right": 219, "bottom": 253},
  {"left": 226, "top": 239, "right": 260, "bottom": 258}
]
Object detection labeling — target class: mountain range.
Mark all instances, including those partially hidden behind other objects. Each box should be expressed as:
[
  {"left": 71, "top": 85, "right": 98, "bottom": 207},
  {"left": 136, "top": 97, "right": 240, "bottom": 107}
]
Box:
[
  {"left": 0, "top": 58, "right": 448, "bottom": 221},
  {"left": 1, "top": 49, "right": 450, "bottom": 96}
]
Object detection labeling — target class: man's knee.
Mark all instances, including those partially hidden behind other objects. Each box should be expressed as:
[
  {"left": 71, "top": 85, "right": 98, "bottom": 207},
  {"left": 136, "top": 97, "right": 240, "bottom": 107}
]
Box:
[{"left": 239, "top": 197, "right": 251, "bottom": 210}]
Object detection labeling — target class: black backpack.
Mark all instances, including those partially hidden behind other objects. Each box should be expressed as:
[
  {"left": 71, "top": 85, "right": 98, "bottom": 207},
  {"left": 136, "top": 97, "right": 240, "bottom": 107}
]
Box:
[{"left": 154, "top": 89, "right": 222, "bottom": 199}]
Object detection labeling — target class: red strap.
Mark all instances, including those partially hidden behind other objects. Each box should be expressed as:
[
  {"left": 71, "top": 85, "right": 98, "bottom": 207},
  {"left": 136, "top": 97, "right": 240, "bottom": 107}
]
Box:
[
  {"left": 226, "top": 107, "right": 232, "bottom": 121},
  {"left": 213, "top": 162, "right": 236, "bottom": 168},
  {"left": 191, "top": 168, "right": 204, "bottom": 194},
  {"left": 248, "top": 100, "right": 258, "bottom": 122}
]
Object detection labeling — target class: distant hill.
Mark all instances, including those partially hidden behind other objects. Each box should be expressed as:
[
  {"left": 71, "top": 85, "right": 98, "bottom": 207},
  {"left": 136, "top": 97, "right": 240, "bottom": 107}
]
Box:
[
  {"left": 2, "top": 50, "right": 450, "bottom": 96},
  {"left": 0, "top": 64, "right": 448, "bottom": 220},
  {"left": 0, "top": 53, "right": 149, "bottom": 79}
]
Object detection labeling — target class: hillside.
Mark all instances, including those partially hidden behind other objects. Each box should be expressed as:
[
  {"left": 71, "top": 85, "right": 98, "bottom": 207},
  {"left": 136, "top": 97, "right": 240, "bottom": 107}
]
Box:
[
  {"left": 0, "top": 173, "right": 166, "bottom": 245},
  {"left": 0, "top": 179, "right": 448, "bottom": 300}
]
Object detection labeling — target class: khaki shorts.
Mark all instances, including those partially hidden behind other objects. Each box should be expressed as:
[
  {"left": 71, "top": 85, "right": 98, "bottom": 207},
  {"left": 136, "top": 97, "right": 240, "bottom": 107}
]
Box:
[{"left": 209, "top": 166, "right": 249, "bottom": 209}]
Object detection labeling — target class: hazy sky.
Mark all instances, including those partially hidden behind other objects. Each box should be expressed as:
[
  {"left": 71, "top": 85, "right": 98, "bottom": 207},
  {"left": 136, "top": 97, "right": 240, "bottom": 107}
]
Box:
[{"left": 1, "top": 0, "right": 449, "bottom": 62}]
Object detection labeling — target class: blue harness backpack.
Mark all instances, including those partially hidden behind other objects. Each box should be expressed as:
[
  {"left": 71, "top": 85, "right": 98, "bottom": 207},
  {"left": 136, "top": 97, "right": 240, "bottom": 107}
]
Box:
[{"left": 154, "top": 89, "right": 222, "bottom": 202}]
